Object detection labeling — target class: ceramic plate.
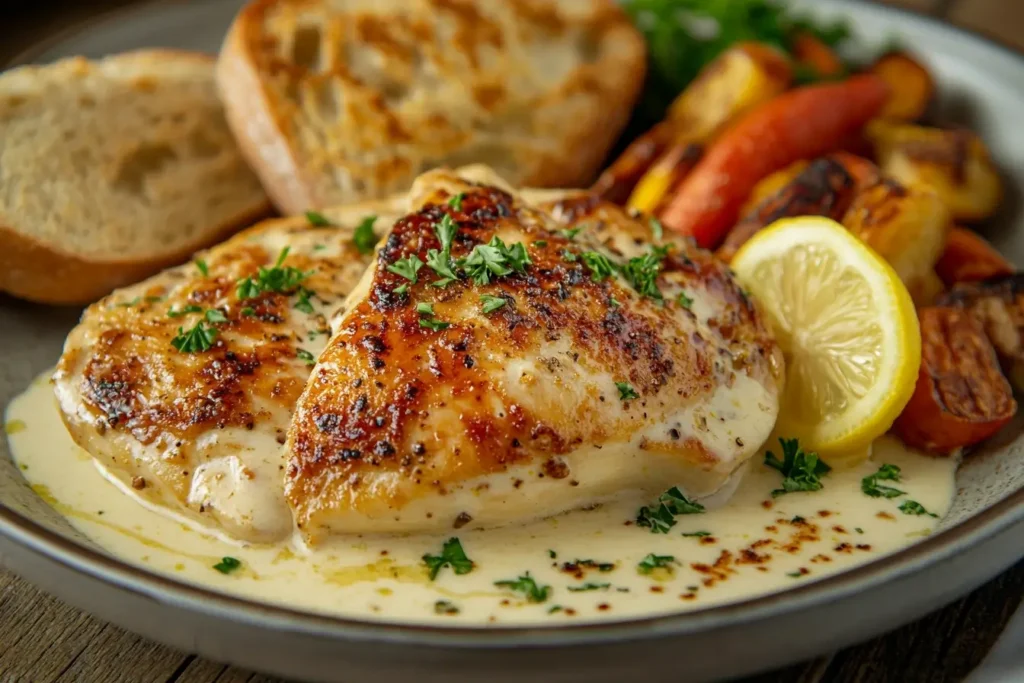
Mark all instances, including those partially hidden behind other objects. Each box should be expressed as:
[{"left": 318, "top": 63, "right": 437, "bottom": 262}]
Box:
[{"left": 1, "top": 1, "right": 1023, "bottom": 682}]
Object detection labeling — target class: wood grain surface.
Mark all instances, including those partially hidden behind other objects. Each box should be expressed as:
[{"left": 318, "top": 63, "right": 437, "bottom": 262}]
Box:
[{"left": 2, "top": 0, "right": 1023, "bottom": 681}]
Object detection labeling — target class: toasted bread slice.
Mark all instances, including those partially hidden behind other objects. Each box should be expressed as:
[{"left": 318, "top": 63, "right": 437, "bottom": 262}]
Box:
[
  {"left": 217, "top": 0, "right": 645, "bottom": 214},
  {"left": 0, "top": 51, "right": 272, "bottom": 305}
]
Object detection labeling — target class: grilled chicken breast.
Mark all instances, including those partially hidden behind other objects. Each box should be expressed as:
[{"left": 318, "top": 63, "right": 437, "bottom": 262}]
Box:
[
  {"left": 54, "top": 199, "right": 402, "bottom": 543},
  {"left": 285, "top": 169, "right": 784, "bottom": 540}
]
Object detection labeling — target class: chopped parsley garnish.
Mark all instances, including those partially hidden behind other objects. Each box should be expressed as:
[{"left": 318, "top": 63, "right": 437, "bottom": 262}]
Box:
[
  {"left": 353, "top": 215, "right": 377, "bottom": 254},
  {"left": 567, "top": 582, "right": 610, "bottom": 592},
  {"left": 422, "top": 537, "right": 474, "bottom": 580},
  {"left": 171, "top": 321, "right": 218, "bottom": 353},
  {"left": 195, "top": 259, "right": 209, "bottom": 277},
  {"left": 681, "top": 531, "right": 711, "bottom": 538},
  {"left": 562, "top": 250, "right": 578, "bottom": 263},
  {"left": 548, "top": 549, "right": 557, "bottom": 559},
  {"left": 764, "top": 438, "right": 831, "bottom": 497},
  {"left": 561, "top": 227, "right": 582, "bottom": 241},
  {"left": 649, "top": 217, "right": 664, "bottom": 241},
  {"left": 294, "top": 288, "right": 315, "bottom": 314},
  {"left": 205, "top": 309, "right": 228, "bottom": 324},
  {"left": 621, "top": 245, "right": 668, "bottom": 299},
  {"left": 312, "top": 244, "right": 326, "bottom": 252},
  {"left": 448, "top": 193, "right": 465, "bottom": 211},
  {"left": 481, "top": 294, "right": 507, "bottom": 314},
  {"left": 434, "top": 214, "right": 458, "bottom": 254},
  {"left": 566, "top": 559, "right": 615, "bottom": 572},
  {"left": 637, "top": 553, "right": 675, "bottom": 574},
  {"left": 305, "top": 210, "right": 331, "bottom": 227},
  {"left": 167, "top": 304, "right": 203, "bottom": 318},
  {"left": 787, "top": 571, "right": 804, "bottom": 579},
  {"left": 548, "top": 605, "right": 564, "bottom": 614},
  {"left": 855, "top": 527, "right": 864, "bottom": 534},
  {"left": 394, "top": 283, "right": 410, "bottom": 296},
  {"left": 416, "top": 302, "right": 435, "bottom": 316},
  {"left": 861, "top": 464, "right": 905, "bottom": 498},
  {"left": 296, "top": 348, "right": 316, "bottom": 366},
  {"left": 494, "top": 572, "right": 550, "bottom": 603},
  {"left": 616, "top": 382, "right": 639, "bottom": 401},
  {"left": 459, "top": 236, "right": 531, "bottom": 285},
  {"left": 386, "top": 254, "right": 424, "bottom": 284},
  {"left": 677, "top": 291, "right": 694, "bottom": 309},
  {"left": 426, "top": 249, "right": 459, "bottom": 287},
  {"left": 240, "top": 307, "right": 255, "bottom": 317},
  {"left": 609, "top": 297, "right": 621, "bottom": 307},
  {"left": 636, "top": 486, "right": 705, "bottom": 533},
  {"left": 434, "top": 600, "right": 460, "bottom": 615},
  {"left": 419, "top": 317, "right": 451, "bottom": 332},
  {"left": 117, "top": 297, "right": 141, "bottom": 308},
  {"left": 581, "top": 251, "right": 616, "bottom": 282},
  {"left": 899, "top": 500, "right": 938, "bottom": 518},
  {"left": 212, "top": 556, "right": 241, "bottom": 574},
  {"left": 236, "top": 248, "right": 311, "bottom": 300},
  {"left": 533, "top": 240, "right": 548, "bottom": 248}
]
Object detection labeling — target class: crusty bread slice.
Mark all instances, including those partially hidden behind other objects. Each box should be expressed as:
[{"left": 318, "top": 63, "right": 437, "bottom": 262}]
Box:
[
  {"left": 216, "top": 0, "right": 646, "bottom": 215},
  {"left": 0, "top": 50, "right": 272, "bottom": 305}
]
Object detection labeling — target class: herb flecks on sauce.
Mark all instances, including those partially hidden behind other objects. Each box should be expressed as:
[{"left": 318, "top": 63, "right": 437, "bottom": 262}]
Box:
[
  {"left": 636, "top": 486, "right": 705, "bottom": 533},
  {"left": 213, "top": 556, "right": 242, "bottom": 574},
  {"left": 422, "top": 537, "right": 474, "bottom": 580},
  {"left": 764, "top": 438, "right": 831, "bottom": 497},
  {"left": 494, "top": 572, "right": 551, "bottom": 603},
  {"left": 899, "top": 500, "right": 938, "bottom": 518},
  {"left": 637, "top": 553, "right": 676, "bottom": 574},
  {"left": 861, "top": 464, "right": 905, "bottom": 499}
]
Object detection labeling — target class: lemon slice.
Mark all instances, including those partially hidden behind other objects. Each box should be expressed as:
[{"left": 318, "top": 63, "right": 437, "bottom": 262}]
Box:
[{"left": 731, "top": 216, "right": 922, "bottom": 454}]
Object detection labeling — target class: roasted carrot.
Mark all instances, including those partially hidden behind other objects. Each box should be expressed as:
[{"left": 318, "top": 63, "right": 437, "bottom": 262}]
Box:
[
  {"left": 893, "top": 306, "right": 1016, "bottom": 455},
  {"left": 792, "top": 32, "right": 845, "bottom": 78},
  {"left": 658, "top": 74, "right": 890, "bottom": 248},
  {"left": 935, "top": 227, "right": 1014, "bottom": 287},
  {"left": 591, "top": 122, "right": 674, "bottom": 204},
  {"left": 870, "top": 51, "right": 935, "bottom": 121}
]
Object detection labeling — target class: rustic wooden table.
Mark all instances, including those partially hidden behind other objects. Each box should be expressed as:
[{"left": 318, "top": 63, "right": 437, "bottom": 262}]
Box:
[{"left": 3, "top": 0, "right": 1024, "bottom": 681}]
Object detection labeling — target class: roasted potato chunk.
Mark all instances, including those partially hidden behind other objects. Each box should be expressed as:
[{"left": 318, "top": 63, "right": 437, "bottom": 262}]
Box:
[
  {"left": 739, "top": 160, "right": 809, "bottom": 217},
  {"left": 870, "top": 51, "right": 935, "bottom": 121},
  {"left": 893, "top": 306, "right": 1016, "bottom": 455},
  {"left": 842, "top": 178, "right": 952, "bottom": 299},
  {"left": 718, "top": 155, "right": 863, "bottom": 262},
  {"left": 935, "top": 227, "right": 1014, "bottom": 288},
  {"left": 867, "top": 120, "right": 1002, "bottom": 222},
  {"left": 667, "top": 42, "right": 792, "bottom": 142}
]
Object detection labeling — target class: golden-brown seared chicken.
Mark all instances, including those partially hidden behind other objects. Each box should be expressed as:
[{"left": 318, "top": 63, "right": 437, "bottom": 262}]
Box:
[
  {"left": 54, "top": 200, "right": 402, "bottom": 542},
  {"left": 285, "top": 169, "right": 784, "bottom": 540}
]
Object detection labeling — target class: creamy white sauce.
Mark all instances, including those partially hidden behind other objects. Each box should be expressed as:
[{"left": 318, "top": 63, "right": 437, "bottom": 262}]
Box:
[{"left": 5, "top": 373, "right": 958, "bottom": 626}]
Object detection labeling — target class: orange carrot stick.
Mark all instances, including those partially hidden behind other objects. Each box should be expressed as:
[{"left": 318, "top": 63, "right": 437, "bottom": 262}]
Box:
[
  {"left": 658, "top": 74, "right": 890, "bottom": 249},
  {"left": 934, "top": 227, "right": 1014, "bottom": 287}
]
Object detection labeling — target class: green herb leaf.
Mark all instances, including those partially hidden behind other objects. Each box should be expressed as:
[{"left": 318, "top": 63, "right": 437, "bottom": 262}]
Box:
[
  {"left": 426, "top": 248, "right": 459, "bottom": 287},
  {"left": 386, "top": 254, "right": 425, "bottom": 284},
  {"left": 567, "top": 582, "right": 610, "bottom": 592},
  {"left": 764, "top": 438, "right": 831, "bottom": 497},
  {"left": 616, "top": 382, "right": 639, "bottom": 401},
  {"left": 548, "top": 605, "right": 563, "bottom": 614},
  {"left": 787, "top": 571, "right": 805, "bottom": 579},
  {"left": 241, "top": 307, "right": 255, "bottom": 317},
  {"left": 609, "top": 297, "right": 621, "bottom": 307},
  {"left": 195, "top": 259, "right": 209, "bottom": 277},
  {"left": 677, "top": 291, "right": 694, "bottom": 309},
  {"left": 353, "top": 215, "right": 377, "bottom": 254},
  {"left": 533, "top": 240, "right": 548, "bottom": 248},
  {"left": 294, "top": 288, "right": 315, "bottom": 314},
  {"left": 419, "top": 316, "right": 451, "bottom": 332},
  {"left": 416, "top": 302, "right": 435, "bottom": 316},
  {"left": 899, "top": 500, "right": 938, "bottom": 518},
  {"left": 480, "top": 294, "right": 507, "bottom": 314},
  {"left": 637, "top": 553, "right": 675, "bottom": 574},
  {"left": 212, "top": 556, "right": 241, "bottom": 574},
  {"left": 621, "top": 245, "right": 668, "bottom": 299},
  {"left": 460, "top": 237, "right": 531, "bottom": 285},
  {"left": 205, "top": 309, "right": 229, "bottom": 324},
  {"left": 434, "top": 599, "right": 460, "bottom": 615},
  {"left": 236, "top": 248, "right": 312, "bottom": 300},
  {"left": 171, "top": 321, "right": 218, "bottom": 353},
  {"left": 650, "top": 216, "right": 664, "bottom": 241},
  {"left": 422, "top": 537, "right": 474, "bottom": 580},
  {"left": 394, "top": 284, "right": 410, "bottom": 296},
  {"left": 636, "top": 486, "right": 704, "bottom": 533},
  {"left": 494, "top": 572, "right": 550, "bottom": 603},
  {"left": 561, "top": 227, "right": 582, "bottom": 241},
  {"left": 434, "top": 214, "right": 459, "bottom": 254},
  {"left": 581, "top": 251, "right": 617, "bottom": 282},
  {"left": 305, "top": 210, "right": 331, "bottom": 227},
  {"left": 296, "top": 348, "right": 316, "bottom": 366},
  {"left": 681, "top": 531, "right": 711, "bottom": 538},
  {"left": 548, "top": 549, "right": 557, "bottom": 559},
  {"left": 562, "top": 250, "right": 578, "bottom": 263},
  {"left": 448, "top": 193, "right": 465, "bottom": 211},
  {"left": 167, "top": 304, "right": 203, "bottom": 318},
  {"left": 861, "top": 464, "right": 905, "bottom": 499}
]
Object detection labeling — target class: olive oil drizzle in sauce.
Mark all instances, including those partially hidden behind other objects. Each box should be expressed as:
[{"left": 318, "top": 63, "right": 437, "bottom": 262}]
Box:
[{"left": 5, "top": 373, "right": 957, "bottom": 625}]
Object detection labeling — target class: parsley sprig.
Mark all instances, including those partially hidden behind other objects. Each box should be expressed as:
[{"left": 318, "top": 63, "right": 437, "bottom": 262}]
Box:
[
  {"left": 212, "top": 556, "right": 242, "bottom": 574},
  {"left": 171, "top": 320, "right": 219, "bottom": 353},
  {"left": 861, "top": 464, "right": 905, "bottom": 498},
  {"left": 620, "top": 245, "right": 669, "bottom": 300},
  {"left": 637, "top": 553, "right": 676, "bottom": 574},
  {"left": 616, "top": 382, "right": 639, "bottom": 401},
  {"left": 494, "top": 572, "right": 551, "bottom": 603},
  {"left": 480, "top": 294, "right": 507, "bottom": 314},
  {"left": 636, "top": 486, "right": 705, "bottom": 533},
  {"left": 899, "top": 500, "right": 938, "bottom": 517},
  {"left": 764, "top": 438, "right": 831, "bottom": 497},
  {"left": 459, "top": 236, "right": 532, "bottom": 285},
  {"left": 237, "top": 248, "right": 312, "bottom": 300},
  {"left": 422, "top": 537, "right": 474, "bottom": 580},
  {"left": 387, "top": 254, "right": 424, "bottom": 285},
  {"left": 353, "top": 215, "right": 377, "bottom": 254}
]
